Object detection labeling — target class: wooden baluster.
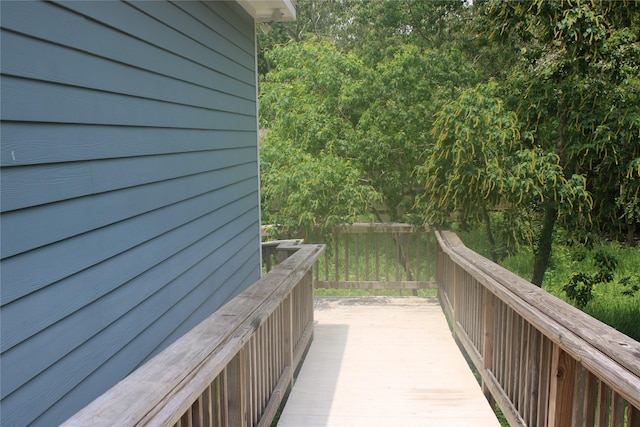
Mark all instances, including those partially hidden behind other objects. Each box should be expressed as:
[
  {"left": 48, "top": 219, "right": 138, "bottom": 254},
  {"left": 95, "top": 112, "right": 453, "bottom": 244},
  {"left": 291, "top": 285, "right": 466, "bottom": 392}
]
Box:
[
  {"left": 354, "top": 233, "right": 359, "bottom": 282},
  {"left": 611, "top": 393, "right": 626, "bottom": 427},
  {"left": 536, "top": 336, "right": 552, "bottom": 427},
  {"left": 629, "top": 404, "right": 640, "bottom": 427},
  {"left": 375, "top": 231, "right": 380, "bottom": 281},
  {"left": 526, "top": 327, "right": 540, "bottom": 426},
  {"left": 505, "top": 308, "right": 513, "bottom": 400},
  {"left": 416, "top": 232, "right": 421, "bottom": 282},
  {"left": 334, "top": 230, "right": 339, "bottom": 282},
  {"left": 483, "top": 289, "right": 496, "bottom": 407},
  {"left": 548, "top": 345, "right": 577, "bottom": 427},
  {"left": 597, "top": 382, "right": 612, "bottom": 427},
  {"left": 250, "top": 336, "right": 257, "bottom": 425},
  {"left": 452, "top": 263, "right": 459, "bottom": 331},
  {"left": 227, "top": 349, "right": 247, "bottom": 427},
  {"left": 365, "top": 230, "right": 370, "bottom": 281},
  {"left": 345, "top": 231, "right": 349, "bottom": 282},
  {"left": 386, "top": 231, "right": 391, "bottom": 282},
  {"left": 283, "top": 294, "right": 294, "bottom": 393},
  {"left": 426, "top": 232, "right": 432, "bottom": 282}
]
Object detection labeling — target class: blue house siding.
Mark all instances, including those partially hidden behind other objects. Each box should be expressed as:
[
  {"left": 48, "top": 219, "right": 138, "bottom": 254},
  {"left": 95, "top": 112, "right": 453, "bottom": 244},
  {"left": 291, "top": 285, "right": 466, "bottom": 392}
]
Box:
[{"left": 0, "top": 1, "right": 261, "bottom": 425}]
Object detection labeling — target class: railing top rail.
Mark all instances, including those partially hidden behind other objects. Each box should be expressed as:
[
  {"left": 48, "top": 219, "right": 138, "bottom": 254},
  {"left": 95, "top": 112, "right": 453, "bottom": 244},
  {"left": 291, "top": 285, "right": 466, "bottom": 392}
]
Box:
[
  {"left": 260, "top": 238, "right": 304, "bottom": 248},
  {"left": 435, "top": 229, "right": 640, "bottom": 408},
  {"left": 333, "top": 223, "right": 429, "bottom": 233},
  {"left": 62, "top": 244, "right": 324, "bottom": 427}
]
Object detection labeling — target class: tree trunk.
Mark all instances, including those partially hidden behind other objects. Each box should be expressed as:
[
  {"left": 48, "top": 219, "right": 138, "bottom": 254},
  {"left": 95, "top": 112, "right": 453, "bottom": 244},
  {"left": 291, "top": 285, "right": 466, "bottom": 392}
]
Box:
[
  {"left": 481, "top": 204, "right": 499, "bottom": 263},
  {"left": 627, "top": 218, "right": 637, "bottom": 247},
  {"left": 531, "top": 205, "right": 557, "bottom": 287},
  {"left": 531, "top": 111, "right": 566, "bottom": 287}
]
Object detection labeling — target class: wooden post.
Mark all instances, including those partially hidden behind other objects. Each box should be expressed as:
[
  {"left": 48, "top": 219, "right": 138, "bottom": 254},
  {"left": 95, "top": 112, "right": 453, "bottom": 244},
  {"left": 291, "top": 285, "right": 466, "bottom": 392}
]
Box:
[
  {"left": 365, "top": 231, "right": 370, "bottom": 281},
  {"left": 282, "top": 294, "right": 294, "bottom": 393},
  {"left": 482, "top": 289, "right": 496, "bottom": 407},
  {"left": 227, "top": 349, "right": 247, "bottom": 427},
  {"left": 334, "top": 230, "right": 339, "bottom": 282},
  {"left": 548, "top": 345, "right": 577, "bottom": 427},
  {"left": 426, "top": 232, "right": 431, "bottom": 282},
  {"left": 345, "top": 232, "right": 349, "bottom": 281},
  {"left": 453, "top": 264, "right": 460, "bottom": 330}
]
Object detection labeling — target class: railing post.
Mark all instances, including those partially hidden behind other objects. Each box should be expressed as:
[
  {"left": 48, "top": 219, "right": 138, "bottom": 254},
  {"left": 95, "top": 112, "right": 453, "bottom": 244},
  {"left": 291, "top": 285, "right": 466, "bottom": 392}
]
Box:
[
  {"left": 227, "top": 349, "right": 247, "bottom": 426},
  {"left": 548, "top": 344, "right": 577, "bottom": 426},
  {"left": 283, "top": 293, "right": 294, "bottom": 393},
  {"left": 452, "top": 264, "right": 460, "bottom": 331},
  {"left": 483, "top": 288, "right": 496, "bottom": 407}
]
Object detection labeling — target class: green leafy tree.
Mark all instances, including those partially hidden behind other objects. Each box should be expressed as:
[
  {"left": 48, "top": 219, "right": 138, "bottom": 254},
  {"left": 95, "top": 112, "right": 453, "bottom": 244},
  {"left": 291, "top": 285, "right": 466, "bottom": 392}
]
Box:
[
  {"left": 259, "top": 41, "right": 380, "bottom": 235},
  {"left": 420, "top": 81, "right": 591, "bottom": 265},
  {"left": 259, "top": 1, "right": 480, "bottom": 232},
  {"left": 355, "top": 45, "right": 476, "bottom": 221},
  {"left": 472, "top": 0, "right": 640, "bottom": 284},
  {"left": 257, "top": 0, "right": 358, "bottom": 76}
]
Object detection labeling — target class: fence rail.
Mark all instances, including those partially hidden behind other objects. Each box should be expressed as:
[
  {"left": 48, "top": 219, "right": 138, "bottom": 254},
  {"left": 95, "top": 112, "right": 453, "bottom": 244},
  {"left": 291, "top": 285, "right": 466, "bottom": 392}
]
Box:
[
  {"left": 311, "top": 223, "right": 437, "bottom": 290},
  {"left": 435, "top": 230, "right": 640, "bottom": 427},
  {"left": 62, "top": 243, "right": 324, "bottom": 427}
]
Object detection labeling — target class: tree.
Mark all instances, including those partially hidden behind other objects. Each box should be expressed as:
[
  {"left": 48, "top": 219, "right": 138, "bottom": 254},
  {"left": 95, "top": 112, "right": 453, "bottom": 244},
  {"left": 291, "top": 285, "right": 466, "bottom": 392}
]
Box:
[
  {"left": 355, "top": 44, "right": 476, "bottom": 221},
  {"left": 259, "top": 41, "right": 380, "bottom": 234},
  {"left": 468, "top": 0, "right": 640, "bottom": 284},
  {"left": 420, "top": 81, "right": 591, "bottom": 264},
  {"left": 258, "top": 1, "right": 479, "bottom": 233}
]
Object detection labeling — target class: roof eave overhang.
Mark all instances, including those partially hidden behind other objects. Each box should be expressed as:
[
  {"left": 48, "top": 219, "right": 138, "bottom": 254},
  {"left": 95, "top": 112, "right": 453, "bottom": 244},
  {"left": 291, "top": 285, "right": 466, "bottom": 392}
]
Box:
[{"left": 236, "top": 0, "right": 296, "bottom": 22}]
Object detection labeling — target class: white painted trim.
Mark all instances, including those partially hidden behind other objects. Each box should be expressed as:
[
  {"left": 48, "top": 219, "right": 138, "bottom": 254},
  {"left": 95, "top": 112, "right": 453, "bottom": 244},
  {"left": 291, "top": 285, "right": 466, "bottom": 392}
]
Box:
[{"left": 236, "top": 0, "right": 296, "bottom": 22}]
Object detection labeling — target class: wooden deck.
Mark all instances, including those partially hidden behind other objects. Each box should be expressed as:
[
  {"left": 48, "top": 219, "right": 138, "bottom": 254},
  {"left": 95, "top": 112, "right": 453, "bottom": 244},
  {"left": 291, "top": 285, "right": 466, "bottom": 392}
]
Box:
[{"left": 277, "top": 296, "right": 501, "bottom": 427}]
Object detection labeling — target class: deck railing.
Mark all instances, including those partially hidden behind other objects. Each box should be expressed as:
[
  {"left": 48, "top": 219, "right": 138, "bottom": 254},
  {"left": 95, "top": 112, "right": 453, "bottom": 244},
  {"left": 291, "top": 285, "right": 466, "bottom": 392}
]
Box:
[
  {"left": 62, "top": 224, "right": 640, "bottom": 427},
  {"left": 63, "top": 243, "right": 324, "bottom": 427},
  {"left": 311, "top": 223, "right": 437, "bottom": 290},
  {"left": 435, "top": 230, "right": 640, "bottom": 427}
]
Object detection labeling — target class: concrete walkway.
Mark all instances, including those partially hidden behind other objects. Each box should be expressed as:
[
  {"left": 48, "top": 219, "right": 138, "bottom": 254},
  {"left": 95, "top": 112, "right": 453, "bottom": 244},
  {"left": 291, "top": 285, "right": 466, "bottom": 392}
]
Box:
[{"left": 277, "top": 297, "right": 501, "bottom": 427}]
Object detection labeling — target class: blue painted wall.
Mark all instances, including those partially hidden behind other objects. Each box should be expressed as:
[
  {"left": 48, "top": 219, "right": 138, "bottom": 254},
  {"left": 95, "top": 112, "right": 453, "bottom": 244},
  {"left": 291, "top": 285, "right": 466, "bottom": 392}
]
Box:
[{"left": 0, "top": 1, "right": 261, "bottom": 425}]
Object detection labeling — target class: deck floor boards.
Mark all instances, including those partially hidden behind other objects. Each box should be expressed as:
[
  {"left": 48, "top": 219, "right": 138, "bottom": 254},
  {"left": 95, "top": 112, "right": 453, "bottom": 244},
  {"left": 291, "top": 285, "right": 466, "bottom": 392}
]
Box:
[{"left": 277, "top": 296, "right": 501, "bottom": 427}]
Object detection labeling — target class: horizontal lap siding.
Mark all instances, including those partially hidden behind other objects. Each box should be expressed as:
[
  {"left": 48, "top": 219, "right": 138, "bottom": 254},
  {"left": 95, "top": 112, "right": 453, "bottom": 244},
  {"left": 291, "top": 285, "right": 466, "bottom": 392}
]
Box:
[{"left": 0, "top": 1, "right": 260, "bottom": 426}]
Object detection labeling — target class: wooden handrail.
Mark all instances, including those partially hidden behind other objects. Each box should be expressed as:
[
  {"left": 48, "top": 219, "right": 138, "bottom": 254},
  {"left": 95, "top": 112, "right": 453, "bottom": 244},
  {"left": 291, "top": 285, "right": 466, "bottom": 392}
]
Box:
[
  {"left": 62, "top": 243, "right": 324, "bottom": 427},
  {"left": 61, "top": 224, "right": 640, "bottom": 427},
  {"left": 435, "top": 229, "right": 640, "bottom": 426}
]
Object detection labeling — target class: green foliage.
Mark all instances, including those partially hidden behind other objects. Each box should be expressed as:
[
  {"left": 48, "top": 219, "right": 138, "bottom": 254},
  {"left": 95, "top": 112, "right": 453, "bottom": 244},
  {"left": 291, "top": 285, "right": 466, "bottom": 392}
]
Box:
[
  {"left": 564, "top": 271, "right": 599, "bottom": 309},
  {"left": 621, "top": 276, "right": 640, "bottom": 297},
  {"left": 482, "top": 0, "right": 640, "bottom": 243},
  {"left": 260, "top": 42, "right": 382, "bottom": 234},
  {"left": 260, "top": 17, "right": 478, "bottom": 230},
  {"left": 457, "top": 0, "right": 640, "bottom": 282},
  {"left": 261, "top": 145, "right": 377, "bottom": 234},
  {"left": 419, "top": 80, "right": 591, "bottom": 232},
  {"left": 355, "top": 45, "right": 476, "bottom": 220},
  {"left": 258, "top": 0, "right": 639, "bottom": 274}
]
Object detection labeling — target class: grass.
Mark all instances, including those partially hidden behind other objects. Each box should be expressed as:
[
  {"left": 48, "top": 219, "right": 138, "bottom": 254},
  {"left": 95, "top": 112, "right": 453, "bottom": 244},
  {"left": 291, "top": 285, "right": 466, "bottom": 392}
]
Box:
[{"left": 457, "top": 227, "right": 640, "bottom": 341}]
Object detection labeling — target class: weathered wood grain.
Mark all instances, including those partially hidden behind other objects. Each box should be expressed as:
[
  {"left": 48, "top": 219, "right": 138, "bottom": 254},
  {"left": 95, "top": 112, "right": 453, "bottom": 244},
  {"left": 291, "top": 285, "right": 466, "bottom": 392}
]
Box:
[
  {"left": 435, "top": 229, "right": 640, "bottom": 426},
  {"left": 61, "top": 244, "right": 323, "bottom": 427}
]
